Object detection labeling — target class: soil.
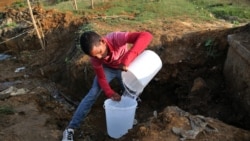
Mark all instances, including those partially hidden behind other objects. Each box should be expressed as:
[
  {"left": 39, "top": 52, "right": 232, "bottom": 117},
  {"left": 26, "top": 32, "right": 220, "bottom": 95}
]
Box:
[{"left": 1, "top": 2, "right": 250, "bottom": 141}]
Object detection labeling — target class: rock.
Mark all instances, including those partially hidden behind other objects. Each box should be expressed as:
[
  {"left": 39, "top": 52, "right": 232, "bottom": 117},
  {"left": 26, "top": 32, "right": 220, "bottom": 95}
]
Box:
[
  {"left": 0, "top": 86, "right": 29, "bottom": 96},
  {"left": 191, "top": 77, "right": 207, "bottom": 93}
]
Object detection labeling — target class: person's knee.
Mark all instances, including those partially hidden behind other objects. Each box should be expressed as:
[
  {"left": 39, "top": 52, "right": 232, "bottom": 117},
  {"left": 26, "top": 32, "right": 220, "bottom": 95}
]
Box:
[{"left": 88, "top": 86, "right": 101, "bottom": 97}]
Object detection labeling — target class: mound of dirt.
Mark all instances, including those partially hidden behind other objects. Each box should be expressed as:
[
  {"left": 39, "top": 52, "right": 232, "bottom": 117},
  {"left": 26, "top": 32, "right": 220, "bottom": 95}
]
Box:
[{"left": 129, "top": 106, "right": 250, "bottom": 141}]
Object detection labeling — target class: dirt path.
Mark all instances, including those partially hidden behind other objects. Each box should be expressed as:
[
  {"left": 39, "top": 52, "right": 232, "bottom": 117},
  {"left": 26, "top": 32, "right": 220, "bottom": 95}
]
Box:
[{"left": 0, "top": 0, "right": 16, "bottom": 11}]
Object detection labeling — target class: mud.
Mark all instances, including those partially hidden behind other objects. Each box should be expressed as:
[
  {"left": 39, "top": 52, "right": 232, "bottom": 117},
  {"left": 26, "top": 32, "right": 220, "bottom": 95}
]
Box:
[{"left": 0, "top": 4, "right": 250, "bottom": 141}]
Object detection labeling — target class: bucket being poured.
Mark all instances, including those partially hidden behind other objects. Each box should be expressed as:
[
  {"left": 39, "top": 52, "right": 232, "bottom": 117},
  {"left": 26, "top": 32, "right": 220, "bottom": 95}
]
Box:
[
  {"left": 104, "top": 96, "right": 137, "bottom": 139},
  {"left": 122, "top": 50, "right": 162, "bottom": 98}
]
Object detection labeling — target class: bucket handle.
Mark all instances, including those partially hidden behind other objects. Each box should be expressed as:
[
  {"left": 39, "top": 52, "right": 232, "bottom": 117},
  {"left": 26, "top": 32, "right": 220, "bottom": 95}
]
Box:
[
  {"left": 122, "top": 81, "right": 143, "bottom": 98},
  {"left": 123, "top": 83, "right": 137, "bottom": 95}
]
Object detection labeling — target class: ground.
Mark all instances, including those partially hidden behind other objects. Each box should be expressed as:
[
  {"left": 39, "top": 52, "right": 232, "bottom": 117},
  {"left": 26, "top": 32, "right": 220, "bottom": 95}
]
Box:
[{"left": 0, "top": 2, "right": 250, "bottom": 141}]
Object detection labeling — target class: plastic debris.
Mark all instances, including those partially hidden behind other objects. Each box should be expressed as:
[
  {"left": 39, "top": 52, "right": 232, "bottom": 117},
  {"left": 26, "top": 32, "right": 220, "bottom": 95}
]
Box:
[
  {"left": 0, "top": 86, "right": 29, "bottom": 96},
  {"left": 133, "top": 119, "right": 138, "bottom": 125},
  {"left": 15, "top": 66, "right": 26, "bottom": 72},
  {"left": 153, "top": 110, "right": 157, "bottom": 118},
  {"left": 172, "top": 114, "right": 218, "bottom": 141},
  {"left": 0, "top": 54, "right": 11, "bottom": 61}
]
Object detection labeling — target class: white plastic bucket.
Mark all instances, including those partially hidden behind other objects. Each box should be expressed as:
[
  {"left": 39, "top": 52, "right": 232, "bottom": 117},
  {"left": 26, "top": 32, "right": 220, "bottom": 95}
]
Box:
[
  {"left": 104, "top": 96, "right": 137, "bottom": 139},
  {"left": 122, "top": 50, "right": 162, "bottom": 97}
]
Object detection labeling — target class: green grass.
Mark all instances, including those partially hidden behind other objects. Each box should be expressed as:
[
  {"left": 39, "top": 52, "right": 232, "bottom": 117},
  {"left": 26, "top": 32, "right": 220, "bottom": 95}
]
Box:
[
  {"left": 212, "top": 6, "right": 250, "bottom": 19},
  {"left": 188, "top": 0, "right": 250, "bottom": 23},
  {"left": 44, "top": 0, "right": 213, "bottom": 23},
  {"left": 37, "top": 0, "right": 250, "bottom": 24},
  {"left": 0, "top": 21, "right": 17, "bottom": 29},
  {"left": 0, "top": 106, "right": 15, "bottom": 115}
]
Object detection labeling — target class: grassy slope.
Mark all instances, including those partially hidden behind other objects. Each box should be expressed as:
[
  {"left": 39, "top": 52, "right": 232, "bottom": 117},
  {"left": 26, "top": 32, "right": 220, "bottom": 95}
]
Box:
[{"left": 44, "top": 0, "right": 249, "bottom": 23}]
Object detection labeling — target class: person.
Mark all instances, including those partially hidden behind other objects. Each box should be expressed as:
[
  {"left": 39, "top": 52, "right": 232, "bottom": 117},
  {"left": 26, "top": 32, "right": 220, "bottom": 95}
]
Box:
[{"left": 62, "top": 30, "right": 153, "bottom": 141}]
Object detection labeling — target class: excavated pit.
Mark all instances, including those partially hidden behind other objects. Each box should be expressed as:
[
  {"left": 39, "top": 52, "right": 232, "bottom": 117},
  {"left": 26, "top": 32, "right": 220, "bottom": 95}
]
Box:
[
  {"left": 0, "top": 7, "right": 250, "bottom": 141},
  {"left": 56, "top": 23, "right": 250, "bottom": 131},
  {"left": 30, "top": 22, "right": 250, "bottom": 131}
]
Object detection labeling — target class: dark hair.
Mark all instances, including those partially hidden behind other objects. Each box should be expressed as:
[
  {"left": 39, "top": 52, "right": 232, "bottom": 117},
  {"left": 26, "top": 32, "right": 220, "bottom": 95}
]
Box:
[{"left": 80, "top": 31, "right": 101, "bottom": 55}]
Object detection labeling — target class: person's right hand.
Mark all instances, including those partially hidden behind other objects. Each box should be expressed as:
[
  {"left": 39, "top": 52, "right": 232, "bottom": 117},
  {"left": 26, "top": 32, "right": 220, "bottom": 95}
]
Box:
[
  {"left": 119, "top": 64, "right": 128, "bottom": 72},
  {"left": 111, "top": 93, "right": 121, "bottom": 101}
]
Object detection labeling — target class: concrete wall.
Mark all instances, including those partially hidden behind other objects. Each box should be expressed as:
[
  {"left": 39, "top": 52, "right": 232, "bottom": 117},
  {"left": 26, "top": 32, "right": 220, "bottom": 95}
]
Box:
[{"left": 224, "top": 32, "right": 250, "bottom": 117}]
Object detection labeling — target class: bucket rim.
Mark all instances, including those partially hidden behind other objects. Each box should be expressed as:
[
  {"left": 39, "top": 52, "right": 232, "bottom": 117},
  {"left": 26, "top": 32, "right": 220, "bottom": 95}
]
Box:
[{"left": 104, "top": 99, "right": 138, "bottom": 110}]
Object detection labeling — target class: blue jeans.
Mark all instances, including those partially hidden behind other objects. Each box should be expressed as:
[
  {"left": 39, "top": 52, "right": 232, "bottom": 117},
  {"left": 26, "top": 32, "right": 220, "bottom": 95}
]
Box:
[{"left": 68, "top": 66, "right": 124, "bottom": 129}]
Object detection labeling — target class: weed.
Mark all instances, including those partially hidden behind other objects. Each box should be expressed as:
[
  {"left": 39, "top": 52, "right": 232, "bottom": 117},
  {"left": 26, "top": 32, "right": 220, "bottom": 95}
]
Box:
[
  {"left": 0, "top": 106, "right": 15, "bottom": 115},
  {"left": 78, "top": 23, "right": 94, "bottom": 33},
  {"left": 204, "top": 39, "right": 221, "bottom": 58},
  {"left": 6, "top": 22, "right": 17, "bottom": 27},
  {"left": 64, "top": 23, "right": 95, "bottom": 63},
  {"left": 11, "top": 1, "right": 26, "bottom": 8},
  {"left": 0, "top": 13, "right": 3, "bottom": 19},
  {"left": 232, "top": 20, "right": 240, "bottom": 26},
  {"left": 76, "top": 23, "right": 95, "bottom": 47},
  {"left": 0, "top": 21, "right": 17, "bottom": 29},
  {"left": 64, "top": 57, "right": 71, "bottom": 64}
]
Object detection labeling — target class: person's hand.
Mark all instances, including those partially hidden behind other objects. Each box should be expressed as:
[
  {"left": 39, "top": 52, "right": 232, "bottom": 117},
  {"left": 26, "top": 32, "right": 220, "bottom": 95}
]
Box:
[
  {"left": 119, "top": 64, "right": 128, "bottom": 72},
  {"left": 111, "top": 93, "right": 121, "bottom": 101}
]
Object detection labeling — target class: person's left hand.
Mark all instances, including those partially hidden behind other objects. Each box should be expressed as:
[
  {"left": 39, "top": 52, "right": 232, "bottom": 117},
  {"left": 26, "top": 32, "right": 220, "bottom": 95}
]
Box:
[{"left": 111, "top": 93, "right": 121, "bottom": 101}]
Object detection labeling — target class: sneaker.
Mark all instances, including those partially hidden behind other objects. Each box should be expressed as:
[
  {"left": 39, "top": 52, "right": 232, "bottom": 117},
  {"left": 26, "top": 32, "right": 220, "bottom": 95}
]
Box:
[{"left": 62, "top": 128, "right": 74, "bottom": 141}]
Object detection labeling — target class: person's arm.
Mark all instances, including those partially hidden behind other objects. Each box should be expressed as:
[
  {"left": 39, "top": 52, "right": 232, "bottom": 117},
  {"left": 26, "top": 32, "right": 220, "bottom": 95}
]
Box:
[
  {"left": 91, "top": 58, "right": 115, "bottom": 98},
  {"left": 121, "top": 31, "right": 153, "bottom": 66}
]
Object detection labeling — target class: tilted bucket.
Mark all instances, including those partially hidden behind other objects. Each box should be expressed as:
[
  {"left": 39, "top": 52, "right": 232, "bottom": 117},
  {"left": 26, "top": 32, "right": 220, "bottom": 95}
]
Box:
[
  {"left": 122, "top": 50, "right": 162, "bottom": 97},
  {"left": 104, "top": 96, "right": 137, "bottom": 139}
]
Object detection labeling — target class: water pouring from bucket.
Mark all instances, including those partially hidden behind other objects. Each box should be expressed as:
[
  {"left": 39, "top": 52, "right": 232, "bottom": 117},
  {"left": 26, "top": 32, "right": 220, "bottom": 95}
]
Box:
[
  {"left": 104, "top": 50, "right": 162, "bottom": 139},
  {"left": 122, "top": 50, "right": 162, "bottom": 98}
]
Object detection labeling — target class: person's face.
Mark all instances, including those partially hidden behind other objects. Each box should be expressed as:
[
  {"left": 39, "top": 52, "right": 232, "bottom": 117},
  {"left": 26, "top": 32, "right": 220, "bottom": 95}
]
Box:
[{"left": 89, "top": 40, "right": 108, "bottom": 59}]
